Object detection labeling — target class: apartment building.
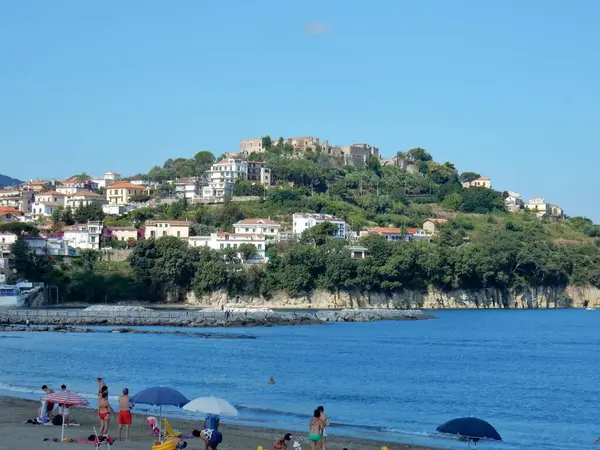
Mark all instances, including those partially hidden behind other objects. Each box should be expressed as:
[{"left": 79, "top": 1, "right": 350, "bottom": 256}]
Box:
[
  {"left": 62, "top": 221, "right": 103, "bottom": 251},
  {"left": 233, "top": 218, "right": 281, "bottom": 239},
  {"left": 106, "top": 182, "right": 145, "bottom": 205},
  {"left": 292, "top": 213, "right": 346, "bottom": 238},
  {"left": 188, "top": 232, "right": 268, "bottom": 262}
]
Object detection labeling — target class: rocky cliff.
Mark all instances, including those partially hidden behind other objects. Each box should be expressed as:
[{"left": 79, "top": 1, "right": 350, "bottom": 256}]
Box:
[{"left": 186, "top": 285, "right": 600, "bottom": 309}]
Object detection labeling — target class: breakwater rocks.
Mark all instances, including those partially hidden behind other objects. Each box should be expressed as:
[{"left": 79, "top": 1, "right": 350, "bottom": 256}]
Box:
[{"left": 0, "top": 307, "right": 432, "bottom": 328}]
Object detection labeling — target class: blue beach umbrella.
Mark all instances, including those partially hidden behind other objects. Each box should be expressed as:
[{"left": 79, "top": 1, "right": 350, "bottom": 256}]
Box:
[
  {"left": 436, "top": 417, "right": 502, "bottom": 443},
  {"left": 132, "top": 386, "right": 190, "bottom": 441}
]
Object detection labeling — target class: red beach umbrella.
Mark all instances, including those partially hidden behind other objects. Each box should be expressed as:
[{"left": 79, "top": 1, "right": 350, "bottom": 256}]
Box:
[{"left": 41, "top": 392, "right": 89, "bottom": 441}]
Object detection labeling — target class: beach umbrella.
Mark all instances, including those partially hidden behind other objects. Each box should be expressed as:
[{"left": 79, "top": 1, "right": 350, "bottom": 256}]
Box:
[
  {"left": 436, "top": 417, "right": 502, "bottom": 442},
  {"left": 183, "top": 396, "right": 239, "bottom": 417},
  {"left": 41, "top": 392, "right": 89, "bottom": 442},
  {"left": 131, "top": 386, "right": 190, "bottom": 441}
]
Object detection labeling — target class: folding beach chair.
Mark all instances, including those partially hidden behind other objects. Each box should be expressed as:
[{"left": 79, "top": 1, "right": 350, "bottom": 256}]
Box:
[{"left": 93, "top": 427, "right": 111, "bottom": 449}]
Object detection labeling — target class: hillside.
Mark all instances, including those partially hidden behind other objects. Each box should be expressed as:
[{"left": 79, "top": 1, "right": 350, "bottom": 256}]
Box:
[
  {"left": 9, "top": 146, "right": 600, "bottom": 307},
  {"left": 0, "top": 174, "right": 23, "bottom": 188}
]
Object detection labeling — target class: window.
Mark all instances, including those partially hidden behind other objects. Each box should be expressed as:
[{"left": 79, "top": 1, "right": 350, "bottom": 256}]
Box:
[
  {"left": 220, "top": 243, "right": 224, "bottom": 249},
  {"left": 177, "top": 231, "right": 181, "bottom": 238},
  {"left": 257, "top": 244, "right": 262, "bottom": 249},
  {"left": 163, "top": 231, "right": 167, "bottom": 236},
  {"left": 150, "top": 231, "right": 156, "bottom": 238}
]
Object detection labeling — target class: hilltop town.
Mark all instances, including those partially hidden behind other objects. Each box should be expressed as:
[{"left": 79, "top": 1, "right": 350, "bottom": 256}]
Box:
[{"left": 1, "top": 136, "right": 598, "bottom": 308}]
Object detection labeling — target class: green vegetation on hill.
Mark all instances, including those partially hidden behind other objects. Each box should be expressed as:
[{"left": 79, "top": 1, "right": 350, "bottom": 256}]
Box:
[{"left": 10, "top": 146, "right": 600, "bottom": 304}]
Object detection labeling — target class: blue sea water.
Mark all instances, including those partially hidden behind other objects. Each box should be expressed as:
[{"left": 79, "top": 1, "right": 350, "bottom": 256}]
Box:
[{"left": 0, "top": 309, "right": 598, "bottom": 449}]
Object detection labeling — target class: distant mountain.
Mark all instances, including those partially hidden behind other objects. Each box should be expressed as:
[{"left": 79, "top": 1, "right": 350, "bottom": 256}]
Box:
[{"left": 0, "top": 174, "right": 23, "bottom": 188}]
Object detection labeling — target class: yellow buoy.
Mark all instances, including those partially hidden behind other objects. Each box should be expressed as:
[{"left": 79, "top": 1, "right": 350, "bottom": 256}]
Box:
[
  {"left": 382, "top": 447, "right": 389, "bottom": 450},
  {"left": 258, "top": 447, "right": 264, "bottom": 450}
]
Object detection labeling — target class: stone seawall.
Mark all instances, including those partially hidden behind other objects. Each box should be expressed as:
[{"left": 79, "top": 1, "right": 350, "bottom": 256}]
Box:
[
  {"left": 0, "top": 308, "right": 432, "bottom": 328},
  {"left": 186, "top": 285, "right": 600, "bottom": 309}
]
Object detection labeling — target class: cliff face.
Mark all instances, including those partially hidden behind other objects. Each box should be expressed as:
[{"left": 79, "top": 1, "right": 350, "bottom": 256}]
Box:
[{"left": 186, "top": 285, "right": 600, "bottom": 309}]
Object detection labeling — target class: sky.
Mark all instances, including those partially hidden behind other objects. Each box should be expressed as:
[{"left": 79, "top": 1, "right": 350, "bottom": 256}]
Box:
[{"left": 1, "top": 0, "right": 599, "bottom": 220}]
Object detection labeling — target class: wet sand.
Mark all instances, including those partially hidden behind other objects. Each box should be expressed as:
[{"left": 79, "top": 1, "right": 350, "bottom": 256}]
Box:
[{"left": 0, "top": 396, "right": 442, "bottom": 450}]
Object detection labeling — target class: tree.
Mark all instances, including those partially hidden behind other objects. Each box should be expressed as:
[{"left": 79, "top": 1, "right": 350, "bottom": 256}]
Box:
[
  {"left": 459, "top": 187, "right": 505, "bottom": 213},
  {"left": 0, "top": 222, "right": 40, "bottom": 237},
  {"left": 129, "top": 194, "right": 152, "bottom": 203},
  {"left": 232, "top": 180, "right": 266, "bottom": 196},
  {"left": 238, "top": 243, "right": 257, "bottom": 263},
  {"left": 366, "top": 156, "right": 382, "bottom": 176},
  {"left": 407, "top": 148, "right": 432, "bottom": 162},
  {"left": 63, "top": 206, "right": 75, "bottom": 225},
  {"left": 261, "top": 136, "right": 272, "bottom": 149},
  {"left": 51, "top": 206, "right": 64, "bottom": 224},
  {"left": 300, "top": 221, "right": 339, "bottom": 246},
  {"left": 74, "top": 204, "right": 105, "bottom": 223},
  {"left": 74, "top": 173, "right": 91, "bottom": 181},
  {"left": 459, "top": 172, "right": 481, "bottom": 183},
  {"left": 193, "top": 151, "right": 215, "bottom": 166}
]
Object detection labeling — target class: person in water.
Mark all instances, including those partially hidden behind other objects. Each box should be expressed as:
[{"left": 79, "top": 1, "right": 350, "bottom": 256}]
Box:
[
  {"left": 316, "top": 406, "right": 330, "bottom": 450},
  {"left": 273, "top": 433, "right": 293, "bottom": 449},
  {"left": 308, "top": 409, "right": 324, "bottom": 450},
  {"left": 269, "top": 377, "right": 276, "bottom": 384},
  {"left": 98, "top": 391, "right": 115, "bottom": 435}
]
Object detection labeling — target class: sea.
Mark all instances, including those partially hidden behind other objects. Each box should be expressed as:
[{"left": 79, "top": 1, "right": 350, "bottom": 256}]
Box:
[{"left": 0, "top": 309, "right": 598, "bottom": 449}]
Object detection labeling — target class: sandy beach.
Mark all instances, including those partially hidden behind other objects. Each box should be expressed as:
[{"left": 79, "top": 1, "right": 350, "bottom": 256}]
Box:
[{"left": 0, "top": 396, "right": 441, "bottom": 450}]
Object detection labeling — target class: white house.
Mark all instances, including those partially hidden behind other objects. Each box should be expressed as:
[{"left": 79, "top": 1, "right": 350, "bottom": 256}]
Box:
[
  {"left": 92, "top": 172, "right": 121, "bottom": 189},
  {"left": 102, "top": 204, "right": 133, "bottom": 216},
  {"left": 31, "top": 191, "right": 66, "bottom": 217},
  {"left": 292, "top": 213, "right": 346, "bottom": 238},
  {"left": 0, "top": 232, "right": 17, "bottom": 260},
  {"left": 62, "top": 221, "right": 103, "bottom": 250},
  {"left": 505, "top": 191, "right": 523, "bottom": 213},
  {"left": 175, "top": 177, "right": 203, "bottom": 199},
  {"left": 65, "top": 191, "right": 108, "bottom": 210},
  {"left": 233, "top": 218, "right": 281, "bottom": 240},
  {"left": 188, "top": 232, "right": 268, "bottom": 262},
  {"left": 0, "top": 190, "right": 34, "bottom": 213},
  {"left": 203, "top": 158, "right": 248, "bottom": 199}
]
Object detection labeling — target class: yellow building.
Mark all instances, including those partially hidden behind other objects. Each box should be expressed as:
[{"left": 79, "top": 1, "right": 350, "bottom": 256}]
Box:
[
  {"left": 106, "top": 182, "right": 145, "bottom": 205},
  {"left": 144, "top": 220, "right": 190, "bottom": 239},
  {"left": 461, "top": 176, "right": 492, "bottom": 189},
  {"left": 422, "top": 218, "right": 448, "bottom": 235}
]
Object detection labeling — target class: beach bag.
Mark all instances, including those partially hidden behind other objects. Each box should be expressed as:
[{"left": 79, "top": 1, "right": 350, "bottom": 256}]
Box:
[{"left": 52, "top": 414, "right": 63, "bottom": 426}]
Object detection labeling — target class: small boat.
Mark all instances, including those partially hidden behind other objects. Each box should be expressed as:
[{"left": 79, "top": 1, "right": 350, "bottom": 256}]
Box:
[{"left": 586, "top": 307, "right": 595, "bottom": 311}]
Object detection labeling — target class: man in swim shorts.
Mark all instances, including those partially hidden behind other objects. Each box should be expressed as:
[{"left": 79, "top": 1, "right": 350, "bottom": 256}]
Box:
[{"left": 118, "top": 388, "right": 133, "bottom": 441}]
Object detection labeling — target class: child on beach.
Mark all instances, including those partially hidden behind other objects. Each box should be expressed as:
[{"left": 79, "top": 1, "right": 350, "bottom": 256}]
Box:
[{"left": 273, "top": 433, "right": 293, "bottom": 449}]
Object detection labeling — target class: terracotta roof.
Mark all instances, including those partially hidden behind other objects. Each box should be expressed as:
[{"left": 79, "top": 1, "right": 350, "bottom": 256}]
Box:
[
  {"left": 175, "top": 177, "right": 198, "bottom": 184},
  {"left": 61, "top": 176, "right": 80, "bottom": 184},
  {"left": 406, "top": 228, "right": 421, "bottom": 234},
  {"left": 108, "top": 182, "right": 145, "bottom": 190},
  {"left": 36, "top": 191, "right": 66, "bottom": 197},
  {"left": 475, "top": 177, "right": 490, "bottom": 181},
  {"left": 110, "top": 226, "right": 137, "bottom": 231},
  {"left": 235, "top": 218, "right": 279, "bottom": 225},
  {"left": 145, "top": 220, "right": 190, "bottom": 227},
  {"left": 369, "top": 227, "right": 402, "bottom": 234},
  {"left": 0, "top": 207, "right": 23, "bottom": 215},
  {"left": 424, "top": 218, "right": 448, "bottom": 224}
]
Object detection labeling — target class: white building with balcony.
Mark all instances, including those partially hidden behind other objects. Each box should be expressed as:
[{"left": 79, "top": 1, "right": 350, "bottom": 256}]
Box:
[
  {"left": 65, "top": 191, "right": 108, "bottom": 210},
  {"left": 31, "top": 191, "right": 67, "bottom": 217},
  {"left": 233, "top": 219, "right": 281, "bottom": 240},
  {"left": 175, "top": 177, "right": 203, "bottom": 199},
  {"left": 188, "top": 232, "right": 268, "bottom": 262},
  {"left": 62, "top": 221, "right": 103, "bottom": 250},
  {"left": 292, "top": 213, "right": 346, "bottom": 238}
]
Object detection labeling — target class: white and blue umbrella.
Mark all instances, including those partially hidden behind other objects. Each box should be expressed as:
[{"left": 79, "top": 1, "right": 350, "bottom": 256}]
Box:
[{"left": 183, "top": 397, "right": 239, "bottom": 417}]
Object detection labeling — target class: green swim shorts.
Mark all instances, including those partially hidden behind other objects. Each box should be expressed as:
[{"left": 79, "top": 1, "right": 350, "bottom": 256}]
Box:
[{"left": 308, "top": 434, "right": 322, "bottom": 442}]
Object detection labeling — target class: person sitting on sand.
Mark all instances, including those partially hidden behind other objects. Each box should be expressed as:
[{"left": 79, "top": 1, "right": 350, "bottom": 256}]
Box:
[
  {"left": 308, "top": 409, "right": 324, "bottom": 450},
  {"left": 274, "top": 433, "right": 293, "bottom": 449},
  {"left": 193, "top": 429, "right": 222, "bottom": 450}
]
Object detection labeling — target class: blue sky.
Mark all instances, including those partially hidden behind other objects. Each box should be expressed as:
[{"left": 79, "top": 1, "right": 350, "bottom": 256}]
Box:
[{"left": 1, "top": 0, "right": 599, "bottom": 220}]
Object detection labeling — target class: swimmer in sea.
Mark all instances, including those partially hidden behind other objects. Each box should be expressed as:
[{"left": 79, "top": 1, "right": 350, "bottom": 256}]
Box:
[{"left": 269, "top": 377, "right": 276, "bottom": 384}]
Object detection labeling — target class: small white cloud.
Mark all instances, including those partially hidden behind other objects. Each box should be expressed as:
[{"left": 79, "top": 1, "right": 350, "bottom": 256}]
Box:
[{"left": 305, "top": 22, "right": 331, "bottom": 36}]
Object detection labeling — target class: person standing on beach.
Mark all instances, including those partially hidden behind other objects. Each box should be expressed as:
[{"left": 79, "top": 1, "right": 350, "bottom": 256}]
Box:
[
  {"left": 118, "top": 388, "right": 134, "bottom": 441},
  {"left": 97, "top": 377, "right": 106, "bottom": 397},
  {"left": 308, "top": 409, "right": 324, "bottom": 450},
  {"left": 98, "top": 391, "right": 115, "bottom": 435},
  {"left": 41, "top": 385, "right": 55, "bottom": 417},
  {"left": 59, "top": 384, "right": 70, "bottom": 425},
  {"left": 317, "top": 406, "right": 329, "bottom": 450}
]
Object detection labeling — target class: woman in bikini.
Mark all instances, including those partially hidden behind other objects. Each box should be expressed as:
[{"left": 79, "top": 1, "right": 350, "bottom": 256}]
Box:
[
  {"left": 308, "top": 409, "right": 324, "bottom": 450},
  {"left": 98, "top": 392, "right": 115, "bottom": 435}
]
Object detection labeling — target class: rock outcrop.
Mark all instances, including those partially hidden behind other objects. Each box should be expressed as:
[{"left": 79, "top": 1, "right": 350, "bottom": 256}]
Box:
[{"left": 186, "top": 285, "right": 600, "bottom": 309}]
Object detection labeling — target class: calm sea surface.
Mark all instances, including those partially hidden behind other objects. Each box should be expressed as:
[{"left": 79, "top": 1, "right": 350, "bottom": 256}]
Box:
[{"left": 0, "top": 310, "right": 598, "bottom": 449}]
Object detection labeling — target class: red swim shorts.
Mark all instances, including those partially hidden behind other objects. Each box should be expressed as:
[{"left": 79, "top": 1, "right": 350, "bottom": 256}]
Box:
[{"left": 118, "top": 411, "right": 132, "bottom": 425}]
